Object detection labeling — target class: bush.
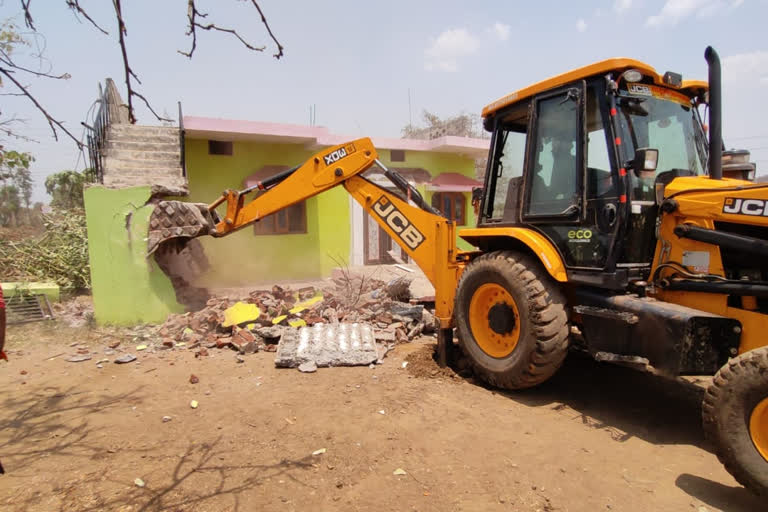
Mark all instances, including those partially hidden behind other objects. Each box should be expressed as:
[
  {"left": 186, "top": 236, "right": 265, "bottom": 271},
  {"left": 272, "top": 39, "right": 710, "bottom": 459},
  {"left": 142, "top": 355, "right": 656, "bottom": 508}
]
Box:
[{"left": 0, "top": 208, "right": 90, "bottom": 291}]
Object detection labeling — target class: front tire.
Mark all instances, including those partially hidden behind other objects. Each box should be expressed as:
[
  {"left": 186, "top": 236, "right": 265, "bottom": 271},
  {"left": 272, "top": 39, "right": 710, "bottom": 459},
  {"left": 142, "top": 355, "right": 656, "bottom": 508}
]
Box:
[
  {"left": 455, "top": 250, "right": 569, "bottom": 390},
  {"left": 702, "top": 347, "right": 768, "bottom": 496}
]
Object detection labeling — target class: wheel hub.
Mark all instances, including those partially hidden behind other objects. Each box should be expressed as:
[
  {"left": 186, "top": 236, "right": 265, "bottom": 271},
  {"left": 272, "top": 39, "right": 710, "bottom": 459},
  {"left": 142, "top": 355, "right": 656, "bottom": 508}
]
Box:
[
  {"left": 468, "top": 283, "right": 521, "bottom": 359},
  {"left": 488, "top": 302, "right": 516, "bottom": 335},
  {"left": 750, "top": 397, "right": 768, "bottom": 462}
]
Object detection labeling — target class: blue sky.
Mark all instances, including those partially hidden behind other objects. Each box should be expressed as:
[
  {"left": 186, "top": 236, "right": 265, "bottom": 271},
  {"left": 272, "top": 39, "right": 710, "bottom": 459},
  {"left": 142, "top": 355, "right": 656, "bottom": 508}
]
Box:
[{"left": 1, "top": 0, "right": 767, "bottom": 203}]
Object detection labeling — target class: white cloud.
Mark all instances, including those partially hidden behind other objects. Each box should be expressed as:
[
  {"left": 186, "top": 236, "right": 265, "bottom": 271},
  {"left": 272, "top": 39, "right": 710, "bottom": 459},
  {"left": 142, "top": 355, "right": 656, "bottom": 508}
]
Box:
[
  {"left": 576, "top": 18, "right": 588, "bottom": 32},
  {"left": 613, "top": 0, "right": 633, "bottom": 13},
  {"left": 646, "top": 0, "right": 744, "bottom": 28},
  {"left": 489, "top": 22, "right": 511, "bottom": 42},
  {"left": 424, "top": 28, "right": 480, "bottom": 72},
  {"left": 722, "top": 50, "right": 768, "bottom": 86}
]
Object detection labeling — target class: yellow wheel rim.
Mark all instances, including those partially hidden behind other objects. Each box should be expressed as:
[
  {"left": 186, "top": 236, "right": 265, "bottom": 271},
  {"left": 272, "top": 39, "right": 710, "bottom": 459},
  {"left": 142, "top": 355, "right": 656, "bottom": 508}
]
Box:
[
  {"left": 468, "top": 283, "right": 521, "bottom": 358},
  {"left": 750, "top": 397, "right": 768, "bottom": 462}
]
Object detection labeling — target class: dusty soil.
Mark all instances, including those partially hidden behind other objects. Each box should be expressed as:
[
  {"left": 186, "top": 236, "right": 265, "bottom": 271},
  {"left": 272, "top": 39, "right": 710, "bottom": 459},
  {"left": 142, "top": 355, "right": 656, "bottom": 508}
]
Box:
[{"left": 0, "top": 321, "right": 764, "bottom": 512}]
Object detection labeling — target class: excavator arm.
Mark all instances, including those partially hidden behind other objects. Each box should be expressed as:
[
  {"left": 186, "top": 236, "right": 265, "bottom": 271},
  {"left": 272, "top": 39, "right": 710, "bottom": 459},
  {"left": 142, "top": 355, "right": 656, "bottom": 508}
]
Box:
[{"left": 148, "top": 137, "right": 472, "bottom": 346}]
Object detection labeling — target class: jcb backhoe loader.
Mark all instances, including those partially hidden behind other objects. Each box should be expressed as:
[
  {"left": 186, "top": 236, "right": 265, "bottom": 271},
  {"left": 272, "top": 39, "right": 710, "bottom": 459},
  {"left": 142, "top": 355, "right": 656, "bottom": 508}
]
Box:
[{"left": 148, "top": 47, "right": 768, "bottom": 496}]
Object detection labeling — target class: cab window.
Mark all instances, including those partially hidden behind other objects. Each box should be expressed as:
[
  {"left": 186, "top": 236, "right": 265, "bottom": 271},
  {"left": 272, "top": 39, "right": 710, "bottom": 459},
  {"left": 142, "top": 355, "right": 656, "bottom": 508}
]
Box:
[{"left": 526, "top": 90, "right": 580, "bottom": 217}]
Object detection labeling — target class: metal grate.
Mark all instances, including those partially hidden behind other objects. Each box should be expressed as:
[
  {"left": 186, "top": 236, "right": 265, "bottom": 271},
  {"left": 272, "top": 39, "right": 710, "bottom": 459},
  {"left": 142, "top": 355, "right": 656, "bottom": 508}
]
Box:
[{"left": 6, "top": 294, "right": 54, "bottom": 324}]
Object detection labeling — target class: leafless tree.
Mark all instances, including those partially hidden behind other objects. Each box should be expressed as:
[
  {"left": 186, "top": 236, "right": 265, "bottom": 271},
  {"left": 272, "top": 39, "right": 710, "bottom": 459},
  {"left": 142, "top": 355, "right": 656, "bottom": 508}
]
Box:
[{"left": 2, "top": 0, "right": 283, "bottom": 146}]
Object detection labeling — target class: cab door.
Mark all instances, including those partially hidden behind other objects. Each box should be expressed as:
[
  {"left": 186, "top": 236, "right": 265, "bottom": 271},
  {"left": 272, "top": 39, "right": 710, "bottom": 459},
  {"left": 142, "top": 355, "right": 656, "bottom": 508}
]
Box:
[{"left": 522, "top": 81, "right": 619, "bottom": 271}]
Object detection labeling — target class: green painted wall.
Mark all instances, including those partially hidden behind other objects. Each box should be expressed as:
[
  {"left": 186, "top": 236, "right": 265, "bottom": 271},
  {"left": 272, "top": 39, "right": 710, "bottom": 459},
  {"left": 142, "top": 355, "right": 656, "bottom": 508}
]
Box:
[
  {"left": 316, "top": 186, "right": 351, "bottom": 276},
  {"left": 84, "top": 186, "right": 184, "bottom": 325}
]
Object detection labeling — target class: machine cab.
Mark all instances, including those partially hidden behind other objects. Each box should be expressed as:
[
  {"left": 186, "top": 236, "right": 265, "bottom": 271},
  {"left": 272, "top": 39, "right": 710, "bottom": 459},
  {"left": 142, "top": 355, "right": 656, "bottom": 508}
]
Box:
[{"left": 478, "top": 59, "right": 709, "bottom": 288}]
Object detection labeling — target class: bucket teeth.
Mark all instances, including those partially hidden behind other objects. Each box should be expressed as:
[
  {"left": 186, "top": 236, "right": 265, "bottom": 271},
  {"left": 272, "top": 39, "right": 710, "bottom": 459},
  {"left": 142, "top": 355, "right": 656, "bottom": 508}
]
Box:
[{"left": 147, "top": 201, "right": 214, "bottom": 255}]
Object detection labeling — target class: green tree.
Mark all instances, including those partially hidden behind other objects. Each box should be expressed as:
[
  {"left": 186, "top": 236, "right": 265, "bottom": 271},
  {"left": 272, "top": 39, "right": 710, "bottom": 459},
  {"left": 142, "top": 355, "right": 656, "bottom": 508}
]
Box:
[
  {"left": 45, "top": 168, "right": 96, "bottom": 209},
  {"left": 0, "top": 184, "right": 21, "bottom": 226},
  {"left": 0, "top": 149, "right": 34, "bottom": 203},
  {"left": 0, "top": 149, "right": 34, "bottom": 226}
]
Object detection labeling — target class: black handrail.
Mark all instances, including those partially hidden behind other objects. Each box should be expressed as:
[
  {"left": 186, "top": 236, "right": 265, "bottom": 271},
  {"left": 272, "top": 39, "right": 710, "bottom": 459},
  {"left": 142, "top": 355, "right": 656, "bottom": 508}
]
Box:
[
  {"left": 178, "top": 101, "right": 186, "bottom": 179},
  {"left": 83, "top": 83, "right": 111, "bottom": 184}
]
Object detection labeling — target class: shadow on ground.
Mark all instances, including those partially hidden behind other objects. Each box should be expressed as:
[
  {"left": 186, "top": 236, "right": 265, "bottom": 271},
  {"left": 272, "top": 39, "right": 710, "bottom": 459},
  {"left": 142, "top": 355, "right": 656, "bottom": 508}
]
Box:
[
  {"left": 0, "top": 384, "right": 146, "bottom": 470},
  {"left": 53, "top": 437, "right": 316, "bottom": 512},
  {"left": 419, "top": 342, "right": 708, "bottom": 450},
  {"left": 506, "top": 351, "right": 707, "bottom": 448},
  {"left": 675, "top": 473, "right": 765, "bottom": 512}
]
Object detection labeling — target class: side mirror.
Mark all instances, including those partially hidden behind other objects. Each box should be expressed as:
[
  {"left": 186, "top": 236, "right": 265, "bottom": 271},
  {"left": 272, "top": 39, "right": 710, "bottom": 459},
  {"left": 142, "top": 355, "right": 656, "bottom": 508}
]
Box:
[{"left": 632, "top": 148, "right": 658, "bottom": 177}]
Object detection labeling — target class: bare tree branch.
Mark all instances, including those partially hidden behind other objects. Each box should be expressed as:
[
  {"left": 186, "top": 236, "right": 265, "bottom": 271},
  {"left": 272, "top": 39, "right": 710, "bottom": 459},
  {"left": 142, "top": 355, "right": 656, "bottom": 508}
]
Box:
[
  {"left": 0, "top": 66, "right": 82, "bottom": 147},
  {"left": 20, "top": 0, "right": 35, "bottom": 30},
  {"left": 180, "top": 0, "right": 283, "bottom": 59},
  {"left": 0, "top": 113, "right": 34, "bottom": 143},
  {"left": 112, "top": 0, "right": 168, "bottom": 123},
  {"left": 65, "top": 0, "right": 109, "bottom": 35},
  {"left": 9, "top": 0, "right": 282, "bottom": 139},
  {"left": 0, "top": 47, "right": 70, "bottom": 80},
  {"left": 245, "top": 0, "right": 284, "bottom": 59}
]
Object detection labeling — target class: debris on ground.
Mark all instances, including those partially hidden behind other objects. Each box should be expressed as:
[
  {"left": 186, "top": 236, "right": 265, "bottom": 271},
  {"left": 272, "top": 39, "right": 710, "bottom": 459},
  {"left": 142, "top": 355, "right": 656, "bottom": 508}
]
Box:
[
  {"left": 393, "top": 468, "right": 407, "bottom": 476},
  {"left": 66, "top": 354, "right": 92, "bottom": 363},
  {"left": 148, "top": 276, "right": 438, "bottom": 359},
  {"left": 134, "top": 478, "right": 145, "bottom": 488},
  {"left": 190, "top": 400, "right": 199, "bottom": 409},
  {"left": 51, "top": 295, "right": 93, "bottom": 328},
  {"left": 189, "top": 374, "right": 199, "bottom": 384},
  {"left": 276, "top": 323, "right": 378, "bottom": 368},
  {"left": 298, "top": 361, "right": 318, "bottom": 373},
  {"left": 45, "top": 272, "right": 439, "bottom": 370},
  {"left": 162, "top": 416, "right": 172, "bottom": 423}
]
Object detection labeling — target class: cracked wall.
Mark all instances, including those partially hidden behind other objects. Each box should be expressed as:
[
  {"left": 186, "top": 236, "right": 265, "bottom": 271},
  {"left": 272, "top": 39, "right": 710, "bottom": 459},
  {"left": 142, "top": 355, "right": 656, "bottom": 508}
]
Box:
[{"left": 84, "top": 185, "right": 184, "bottom": 325}]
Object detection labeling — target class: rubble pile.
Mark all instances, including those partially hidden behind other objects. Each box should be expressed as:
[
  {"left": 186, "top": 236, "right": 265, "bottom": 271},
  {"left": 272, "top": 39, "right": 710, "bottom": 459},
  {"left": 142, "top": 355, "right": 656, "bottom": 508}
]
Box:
[
  {"left": 155, "top": 276, "right": 438, "bottom": 356},
  {"left": 52, "top": 295, "right": 94, "bottom": 328}
]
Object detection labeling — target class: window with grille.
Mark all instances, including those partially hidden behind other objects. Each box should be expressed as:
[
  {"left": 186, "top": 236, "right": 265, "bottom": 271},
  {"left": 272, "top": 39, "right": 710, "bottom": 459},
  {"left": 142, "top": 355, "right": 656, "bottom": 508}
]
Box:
[{"left": 253, "top": 202, "right": 307, "bottom": 235}]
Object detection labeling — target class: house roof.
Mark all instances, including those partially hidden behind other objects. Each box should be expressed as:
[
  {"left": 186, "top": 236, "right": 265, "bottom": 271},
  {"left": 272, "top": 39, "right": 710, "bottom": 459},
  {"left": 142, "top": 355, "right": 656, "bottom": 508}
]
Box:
[
  {"left": 184, "top": 116, "right": 490, "bottom": 158},
  {"left": 427, "top": 172, "right": 483, "bottom": 192}
]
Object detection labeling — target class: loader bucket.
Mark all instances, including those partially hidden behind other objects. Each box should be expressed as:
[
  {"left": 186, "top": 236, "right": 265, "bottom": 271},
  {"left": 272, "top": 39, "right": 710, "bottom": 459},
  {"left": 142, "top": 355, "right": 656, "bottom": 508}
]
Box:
[{"left": 147, "top": 200, "right": 217, "bottom": 255}]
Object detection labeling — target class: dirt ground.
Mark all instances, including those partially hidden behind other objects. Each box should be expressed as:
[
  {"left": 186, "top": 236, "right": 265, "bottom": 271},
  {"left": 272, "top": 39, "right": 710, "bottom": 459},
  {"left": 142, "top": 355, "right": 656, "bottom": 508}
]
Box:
[{"left": 0, "top": 321, "right": 764, "bottom": 512}]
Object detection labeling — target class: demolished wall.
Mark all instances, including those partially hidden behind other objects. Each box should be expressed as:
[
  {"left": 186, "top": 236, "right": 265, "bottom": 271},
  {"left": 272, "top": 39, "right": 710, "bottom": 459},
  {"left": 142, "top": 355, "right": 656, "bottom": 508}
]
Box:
[{"left": 84, "top": 185, "right": 186, "bottom": 325}]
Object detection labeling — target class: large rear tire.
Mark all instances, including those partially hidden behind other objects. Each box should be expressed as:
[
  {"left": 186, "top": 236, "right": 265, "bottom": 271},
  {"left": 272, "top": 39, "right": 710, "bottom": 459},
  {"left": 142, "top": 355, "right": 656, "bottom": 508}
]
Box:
[
  {"left": 455, "top": 250, "right": 569, "bottom": 390},
  {"left": 702, "top": 346, "right": 768, "bottom": 497}
]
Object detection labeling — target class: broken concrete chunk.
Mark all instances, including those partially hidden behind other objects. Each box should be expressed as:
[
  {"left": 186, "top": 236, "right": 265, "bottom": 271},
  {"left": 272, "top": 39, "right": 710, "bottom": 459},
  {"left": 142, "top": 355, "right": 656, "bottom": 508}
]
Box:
[
  {"left": 114, "top": 354, "right": 137, "bottom": 364},
  {"left": 421, "top": 309, "right": 438, "bottom": 333},
  {"left": 374, "top": 330, "right": 396, "bottom": 342},
  {"left": 388, "top": 303, "right": 424, "bottom": 321},
  {"left": 298, "top": 361, "right": 318, "bottom": 373},
  {"left": 276, "top": 323, "right": 378, "bottom": 368},
  {"left": 67, "top": 354, "right": 92, "bottom": 363},
  {"left": 256, "top": 325, "right": 284, "bottom": 341}
]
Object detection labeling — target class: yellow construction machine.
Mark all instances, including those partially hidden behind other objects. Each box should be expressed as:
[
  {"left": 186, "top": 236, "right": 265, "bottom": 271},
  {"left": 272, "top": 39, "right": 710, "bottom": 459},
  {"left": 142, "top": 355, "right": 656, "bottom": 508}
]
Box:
[{"left": 149, "top": 47, "right": 768, "bottom": 495}]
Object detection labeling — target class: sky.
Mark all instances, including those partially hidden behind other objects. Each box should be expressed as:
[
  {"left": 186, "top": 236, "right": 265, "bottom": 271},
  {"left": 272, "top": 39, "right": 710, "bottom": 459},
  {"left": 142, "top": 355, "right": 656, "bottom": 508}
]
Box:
[{"left": 1, "top": 0, "right": 767, "bottom": 203}]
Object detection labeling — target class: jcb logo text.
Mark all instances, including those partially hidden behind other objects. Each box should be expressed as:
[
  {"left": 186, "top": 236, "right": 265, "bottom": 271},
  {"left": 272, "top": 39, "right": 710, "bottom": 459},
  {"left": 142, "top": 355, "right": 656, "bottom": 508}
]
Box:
[
  {"left": 372, "top": 197, "right": 425, "bottom": 251},
  {"left": 723, "top": 198, "right": 768, "bottom": 217}
]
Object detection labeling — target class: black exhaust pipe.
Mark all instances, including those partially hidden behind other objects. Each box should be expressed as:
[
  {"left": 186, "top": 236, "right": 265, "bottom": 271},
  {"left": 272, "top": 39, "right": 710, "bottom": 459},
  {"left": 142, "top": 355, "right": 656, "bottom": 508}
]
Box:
[{"left": 705, "top": 46, "right": 722, "bottom": 180}]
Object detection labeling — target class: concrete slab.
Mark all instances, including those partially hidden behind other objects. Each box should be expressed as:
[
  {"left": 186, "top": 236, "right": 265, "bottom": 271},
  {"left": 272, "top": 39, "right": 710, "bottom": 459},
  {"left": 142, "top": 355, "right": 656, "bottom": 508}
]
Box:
[{"left": 275, "top": 323, "right": 378, "bottom": 368}]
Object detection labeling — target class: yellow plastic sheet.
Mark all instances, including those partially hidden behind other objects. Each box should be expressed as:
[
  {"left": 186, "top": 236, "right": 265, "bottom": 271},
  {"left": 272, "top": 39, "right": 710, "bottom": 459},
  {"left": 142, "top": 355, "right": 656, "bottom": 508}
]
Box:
[{"left": 222, "top": 302, "right": 262, "bottom": 328}]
